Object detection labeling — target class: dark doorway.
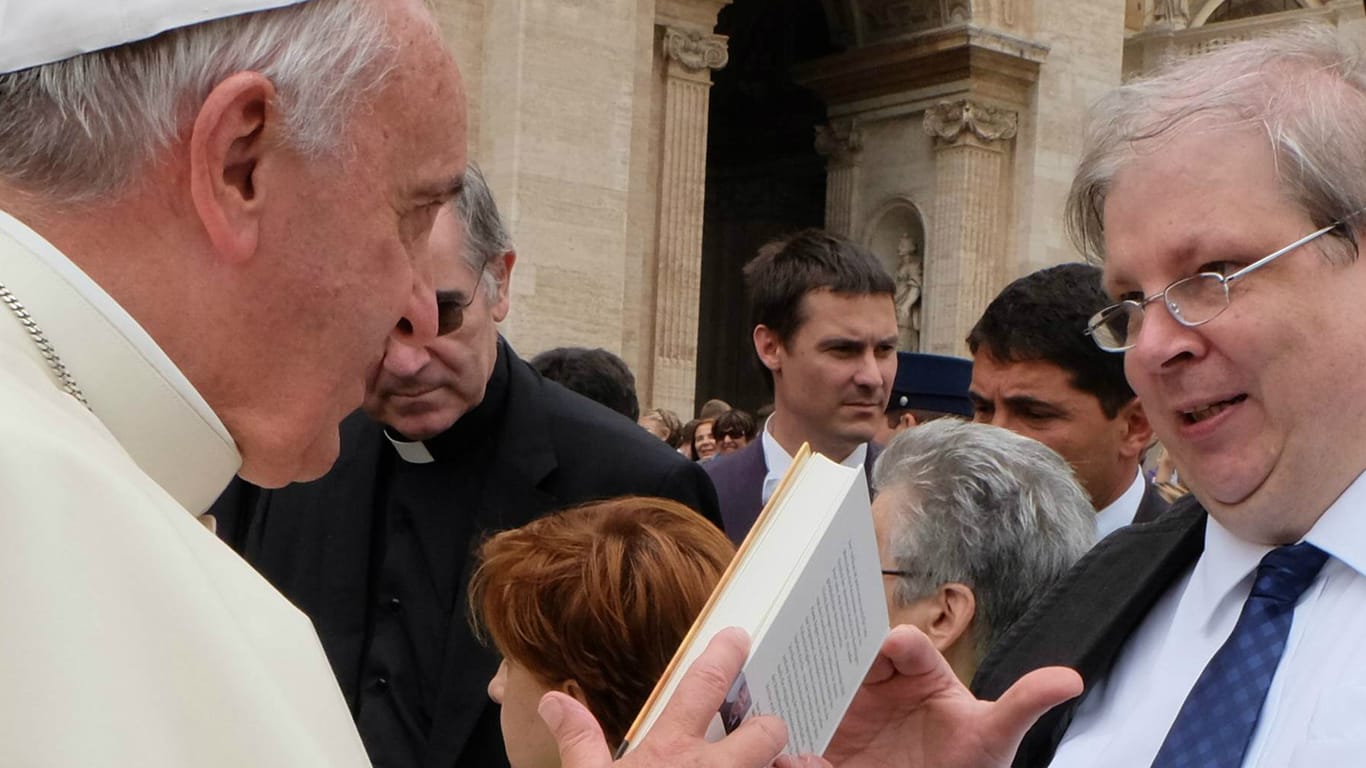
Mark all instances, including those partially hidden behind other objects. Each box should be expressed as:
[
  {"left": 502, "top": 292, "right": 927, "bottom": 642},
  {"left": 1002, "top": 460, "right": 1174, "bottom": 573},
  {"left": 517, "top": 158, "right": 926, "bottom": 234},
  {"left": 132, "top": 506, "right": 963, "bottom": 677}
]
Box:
[{"left": 695, "top": 0, "right": 840, "bottom": 415}]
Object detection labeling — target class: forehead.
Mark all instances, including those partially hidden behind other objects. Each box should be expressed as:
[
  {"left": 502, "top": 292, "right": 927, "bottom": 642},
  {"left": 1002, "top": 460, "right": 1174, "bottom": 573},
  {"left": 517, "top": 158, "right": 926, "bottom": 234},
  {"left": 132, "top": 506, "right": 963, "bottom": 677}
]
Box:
[
  {"left": 970, "top": 355, "right": 1087, "bottom": 399},
  {"left": 369, "top": 3, "right": 467, "bottom": 195},
  {"left": 792, "top": 289, "right": 896, "bottom": 338},
  {"left": 1099, "top": 127, "right": 1285, "bottom": 294},
  {"left": 429, "top": 208, "right": 474, "bottom": 284}
]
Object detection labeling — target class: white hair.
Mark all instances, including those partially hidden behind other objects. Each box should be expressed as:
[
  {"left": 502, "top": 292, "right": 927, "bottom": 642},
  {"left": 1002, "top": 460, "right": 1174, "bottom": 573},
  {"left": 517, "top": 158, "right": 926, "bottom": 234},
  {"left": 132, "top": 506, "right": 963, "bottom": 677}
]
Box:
[
  {"left": 872, "top": 420, "right": 1096, "bottom": 659},
  {"left": 0, "top": 0, "right": 396, "bottom": 203},
  {"left": 1068, "top": 24, "right": 1366, "bottom": 263}
]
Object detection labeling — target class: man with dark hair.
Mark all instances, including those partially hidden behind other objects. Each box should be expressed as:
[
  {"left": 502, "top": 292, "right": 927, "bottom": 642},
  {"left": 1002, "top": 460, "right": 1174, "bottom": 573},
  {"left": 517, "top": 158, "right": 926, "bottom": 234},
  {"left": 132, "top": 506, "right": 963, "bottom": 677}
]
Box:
[
  {"left": 529, "top": 346, "right": 640, "bottom": 421},
  {"left": 967, "top": 263, "right": 1166, "bottom": 538},
  {"left": 706, "top": 228, "right": 898, "bottom": 543},
  {"left": 211, "top": 164, "right": 720, "bottom": 768}
]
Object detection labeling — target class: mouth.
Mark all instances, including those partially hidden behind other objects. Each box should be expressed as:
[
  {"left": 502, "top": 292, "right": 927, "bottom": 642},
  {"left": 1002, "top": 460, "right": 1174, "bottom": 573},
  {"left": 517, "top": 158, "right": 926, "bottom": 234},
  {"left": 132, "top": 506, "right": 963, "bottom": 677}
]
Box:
[{"left": 1181, "top": 394, "right": 1247, "bottom": 424}]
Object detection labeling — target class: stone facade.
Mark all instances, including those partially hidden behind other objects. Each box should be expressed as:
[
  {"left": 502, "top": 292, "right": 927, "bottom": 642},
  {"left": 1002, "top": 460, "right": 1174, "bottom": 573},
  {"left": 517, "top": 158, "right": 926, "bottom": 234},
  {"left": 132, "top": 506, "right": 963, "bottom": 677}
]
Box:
[{"left": 431, "top": 0, "right": 1364, "bottom": 414}]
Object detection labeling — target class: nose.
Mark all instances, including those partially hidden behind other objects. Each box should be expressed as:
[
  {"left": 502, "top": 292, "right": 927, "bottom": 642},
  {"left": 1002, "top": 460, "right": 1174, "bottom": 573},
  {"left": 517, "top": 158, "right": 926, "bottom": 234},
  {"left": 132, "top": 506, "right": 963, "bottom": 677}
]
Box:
[
  {"left": 393, "top": 259, "right": 439, "bottom": 349},
  {"left": 487, "top": 660, "right": 507, "bottom": 704},
  {"left": 380, "top": 332, "right": 433, "bottom": 378},
  {"left": 1125, "top": 297, "right": 1203, "bottom": 373},
  {"left": 852, "top": 349, "right": 884, "bottom": 390}
]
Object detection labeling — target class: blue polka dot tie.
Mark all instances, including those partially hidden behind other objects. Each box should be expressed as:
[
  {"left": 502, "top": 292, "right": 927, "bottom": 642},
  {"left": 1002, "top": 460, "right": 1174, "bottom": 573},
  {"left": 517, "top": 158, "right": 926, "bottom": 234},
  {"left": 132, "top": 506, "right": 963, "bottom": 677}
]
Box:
[{"left": 1150, "top": 542, "right": 1329, "bottom": 768}]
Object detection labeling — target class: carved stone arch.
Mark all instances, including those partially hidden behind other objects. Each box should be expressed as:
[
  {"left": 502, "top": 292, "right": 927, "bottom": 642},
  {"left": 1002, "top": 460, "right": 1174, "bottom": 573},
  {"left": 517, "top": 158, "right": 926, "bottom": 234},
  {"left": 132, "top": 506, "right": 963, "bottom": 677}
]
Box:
[
  {"left": 1190, "top": 0, "right": 1317, "bottom": 28},
  {"left": 862, "top": 197, "right": 927, "bottom": 350}
]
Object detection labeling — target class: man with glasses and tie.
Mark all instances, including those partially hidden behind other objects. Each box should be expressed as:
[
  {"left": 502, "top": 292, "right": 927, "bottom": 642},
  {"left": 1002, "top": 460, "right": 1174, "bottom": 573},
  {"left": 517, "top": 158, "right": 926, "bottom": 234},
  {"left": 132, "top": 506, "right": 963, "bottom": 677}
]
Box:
[
  {"left": 765, "top": 25, "right": 1366, "bottom": 768},
  {"left": 210, "top": 163, "right": 720, "bottom": 768},
  {"left": 955, "top": 26, "right": 1366, "bottom": 768}
]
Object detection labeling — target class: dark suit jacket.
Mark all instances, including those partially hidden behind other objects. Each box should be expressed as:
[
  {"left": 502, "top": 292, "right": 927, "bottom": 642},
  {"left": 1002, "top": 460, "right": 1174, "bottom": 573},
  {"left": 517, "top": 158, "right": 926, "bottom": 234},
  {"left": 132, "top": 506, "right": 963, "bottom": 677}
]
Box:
[
  {"left": 970, "top": 495, "right": 1208, "bottom": 767},
  {"left": 1132, "top": 480, "right": 1172, "bottom": 526},
  {"left": 706, "top": 437, "right": 881, "bottom": 545},
  {"left": 211, "top": 338, "right": 720, "bottom": 768}
]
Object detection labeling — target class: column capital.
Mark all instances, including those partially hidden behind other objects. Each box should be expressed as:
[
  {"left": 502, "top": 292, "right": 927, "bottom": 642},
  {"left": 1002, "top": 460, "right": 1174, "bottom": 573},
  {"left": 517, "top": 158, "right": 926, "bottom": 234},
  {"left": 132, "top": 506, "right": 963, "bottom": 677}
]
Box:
[
  {"left": 923, "top": 99, "right": 1018, "bottom": 148},
  {"left": 662, "top": 27, "right": 729, "bottom": 73},
  {"left": 814, "top": 119, "right": 863, "bottom": 167}
]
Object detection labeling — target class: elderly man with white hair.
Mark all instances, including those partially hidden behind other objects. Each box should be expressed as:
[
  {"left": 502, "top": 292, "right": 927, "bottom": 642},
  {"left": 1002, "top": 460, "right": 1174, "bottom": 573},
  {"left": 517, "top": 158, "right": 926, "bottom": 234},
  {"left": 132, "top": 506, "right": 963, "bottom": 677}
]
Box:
[
  {"left": 0, "top": 2, "right": 800, "bottom": 767},
  {"left": 872, "top": 420, "right": 1095, "bottom": 685}
]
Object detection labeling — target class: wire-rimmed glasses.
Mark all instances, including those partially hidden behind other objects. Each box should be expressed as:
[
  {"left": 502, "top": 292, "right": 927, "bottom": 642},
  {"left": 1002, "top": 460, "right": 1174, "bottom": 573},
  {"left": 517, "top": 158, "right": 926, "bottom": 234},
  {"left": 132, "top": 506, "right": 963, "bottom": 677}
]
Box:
[
  {"left": 1084, "top": 221, "right": 1344, "bottom": 352},
  {"left": 434, "top": 259, "right": 490, "bottom": 336}
]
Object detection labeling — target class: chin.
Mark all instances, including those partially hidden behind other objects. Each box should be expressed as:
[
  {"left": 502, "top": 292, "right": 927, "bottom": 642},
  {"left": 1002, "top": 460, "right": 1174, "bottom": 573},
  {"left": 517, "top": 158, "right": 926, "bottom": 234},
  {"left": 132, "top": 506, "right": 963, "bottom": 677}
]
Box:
[{"left": 238, "top": 429, "right": 342, "bottom": 488}]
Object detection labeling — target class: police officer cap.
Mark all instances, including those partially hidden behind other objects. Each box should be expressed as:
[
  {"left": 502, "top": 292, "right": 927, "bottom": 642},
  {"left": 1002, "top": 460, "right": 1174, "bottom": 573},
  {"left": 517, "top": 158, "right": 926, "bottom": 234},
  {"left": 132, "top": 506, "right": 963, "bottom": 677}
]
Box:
[{"left": 888, "top": 352, "right": 973, "bottom": 418}]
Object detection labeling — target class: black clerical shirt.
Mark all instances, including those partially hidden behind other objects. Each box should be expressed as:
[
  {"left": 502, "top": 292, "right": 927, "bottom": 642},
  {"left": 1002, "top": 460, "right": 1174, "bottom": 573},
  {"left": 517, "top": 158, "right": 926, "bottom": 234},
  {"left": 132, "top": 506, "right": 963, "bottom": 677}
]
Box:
[{"left": 353, "top": 351, "right": 510, "bottom": 768}]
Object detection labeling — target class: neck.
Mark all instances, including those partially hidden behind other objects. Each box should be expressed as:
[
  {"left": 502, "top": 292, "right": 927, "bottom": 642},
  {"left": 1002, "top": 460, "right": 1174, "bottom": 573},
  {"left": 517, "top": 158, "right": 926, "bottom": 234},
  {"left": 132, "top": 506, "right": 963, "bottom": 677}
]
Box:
[{"left": 766, "top": 409, "right": 859, "bottom": 462}]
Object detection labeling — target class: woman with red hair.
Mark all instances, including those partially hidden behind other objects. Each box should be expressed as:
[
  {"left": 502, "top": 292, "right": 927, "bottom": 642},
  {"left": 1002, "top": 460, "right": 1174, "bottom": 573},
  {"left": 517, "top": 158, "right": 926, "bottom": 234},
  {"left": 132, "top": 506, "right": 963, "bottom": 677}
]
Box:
[{"left": 469, "top": 497, "right": 734, "bottom": 768}]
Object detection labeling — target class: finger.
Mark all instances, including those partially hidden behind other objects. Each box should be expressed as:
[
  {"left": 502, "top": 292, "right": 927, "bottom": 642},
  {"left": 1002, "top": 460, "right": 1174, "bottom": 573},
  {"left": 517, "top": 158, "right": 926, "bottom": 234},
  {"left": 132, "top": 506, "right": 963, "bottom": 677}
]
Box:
[
  {"left": 652, "top": 626, "right": 753, "bottom": 737},
  {"left": 711, "top": 713, "right": 788, "bottom": 767},
  {"left": 872, "top": 624, "right": 952, "bottom": 682},
  {"left": 986, "top": 666, "right": 1083, "bottom": 742},
  {"left": 774, "top": 753, "right": 833, "bottom": 768},
  {"left": 540, "top": 691, "right": 613, "bottom": 768}
]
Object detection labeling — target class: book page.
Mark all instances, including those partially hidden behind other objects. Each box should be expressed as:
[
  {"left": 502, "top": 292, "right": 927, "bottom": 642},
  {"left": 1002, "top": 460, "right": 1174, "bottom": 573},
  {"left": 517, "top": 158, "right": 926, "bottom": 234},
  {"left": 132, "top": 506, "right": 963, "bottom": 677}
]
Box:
[{"left": 715, "top": 478, "right": 887, "bottom": 754}]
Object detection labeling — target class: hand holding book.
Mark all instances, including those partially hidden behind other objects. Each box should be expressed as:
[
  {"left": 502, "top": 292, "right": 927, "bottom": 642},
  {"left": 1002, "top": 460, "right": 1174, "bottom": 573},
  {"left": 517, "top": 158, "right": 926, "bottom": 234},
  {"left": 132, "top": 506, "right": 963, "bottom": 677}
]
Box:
[{"left": 539, "top": 627, "right": 826, "bottom": 768}]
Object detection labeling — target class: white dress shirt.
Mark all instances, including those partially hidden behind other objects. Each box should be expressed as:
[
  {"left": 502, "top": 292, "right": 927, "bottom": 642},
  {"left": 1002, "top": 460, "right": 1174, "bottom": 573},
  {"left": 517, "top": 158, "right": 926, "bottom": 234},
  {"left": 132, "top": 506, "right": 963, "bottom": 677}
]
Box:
[
  {"left": 1051, "top": 470, "right": 1366, "bottom": 767},
  {"left": 759, "top": 420, "right": 868, "bottom": 505},
  {"left": 1095, "top": 469, "right": 1147, "bottom": 541}
]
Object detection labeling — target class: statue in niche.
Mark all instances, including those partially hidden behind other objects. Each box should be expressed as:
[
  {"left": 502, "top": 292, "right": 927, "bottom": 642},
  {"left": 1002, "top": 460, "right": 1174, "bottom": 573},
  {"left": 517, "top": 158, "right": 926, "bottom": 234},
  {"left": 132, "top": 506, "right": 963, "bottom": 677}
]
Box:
[
  {"left": 1153, "top": 0, "right": 1190, "bottom": 28},
  {"left": 893, "top": 232, "right": 923, "bottom": 350}
]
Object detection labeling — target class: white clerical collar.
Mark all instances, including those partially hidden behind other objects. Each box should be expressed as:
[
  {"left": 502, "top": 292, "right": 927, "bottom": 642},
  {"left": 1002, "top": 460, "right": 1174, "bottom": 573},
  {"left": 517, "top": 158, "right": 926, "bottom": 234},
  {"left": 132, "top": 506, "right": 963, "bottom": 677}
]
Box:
[
  {"left": 759, "top": 419, "right": 868, "bottom": 505},
  {"left": 384, "top": 430, "right": 435, "bottom": 464},
  {"left": 1095, "top": 468, "right": 1147, "bottom": 540},
  {"left": 1190, "top": 468, "right": 1366, "bottom": 635},
  {"left": 0, "top": 208, "right": 240, "bottom": 515}
]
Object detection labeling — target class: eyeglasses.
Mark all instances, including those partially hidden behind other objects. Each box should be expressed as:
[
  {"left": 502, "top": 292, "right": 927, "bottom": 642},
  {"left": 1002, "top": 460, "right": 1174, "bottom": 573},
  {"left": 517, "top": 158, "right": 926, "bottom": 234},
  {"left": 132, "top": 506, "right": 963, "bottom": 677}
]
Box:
[
  {"left": 1084, "top": 221, "right": 1344, "bottom": 352},
  {"left": 716, "top": 429, "right": 748, "bottom": 440},
  {"left": 881, "top": 569, "right": 915, "bottom": 578},
  {"left": 434, "top": 264, "right": 488, "bottom": 336}
]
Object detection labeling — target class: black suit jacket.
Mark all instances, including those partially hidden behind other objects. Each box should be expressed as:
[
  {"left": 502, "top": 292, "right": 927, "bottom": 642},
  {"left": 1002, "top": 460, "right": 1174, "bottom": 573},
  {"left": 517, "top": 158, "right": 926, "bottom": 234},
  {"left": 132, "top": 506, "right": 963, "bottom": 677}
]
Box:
[
  {"left": 705, "top": 437, "right": 881, "bottom": 545},
  {"left": 970, "top": 495, "right": 1208, "bottom": 767},
  {"left": 1132, "top": 480, "right": 1172, "bottom": 526},
  {"left": 212, "top": 339, "right": 720, "bottom": 768}
]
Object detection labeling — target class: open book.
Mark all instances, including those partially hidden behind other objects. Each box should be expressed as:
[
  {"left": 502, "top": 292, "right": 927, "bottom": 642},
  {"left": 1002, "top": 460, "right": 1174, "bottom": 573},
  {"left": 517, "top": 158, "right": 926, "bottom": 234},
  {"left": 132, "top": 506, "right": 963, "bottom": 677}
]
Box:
[{"left": 618, "top": 445, "right": 888, "bottom": 756}]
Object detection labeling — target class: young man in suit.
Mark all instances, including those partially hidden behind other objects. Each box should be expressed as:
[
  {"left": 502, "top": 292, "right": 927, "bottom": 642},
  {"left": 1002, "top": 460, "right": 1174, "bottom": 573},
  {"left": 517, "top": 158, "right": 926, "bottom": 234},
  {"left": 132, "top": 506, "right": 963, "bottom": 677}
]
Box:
[
  {"left": 705, "top": 229, "right": 899, "bottom": 544},
  {"left": 967, "top": 263, "right": 1168, "bottom": 540},
  {"left": 211, "top": 164, "right": 720, "bottom": 768}
]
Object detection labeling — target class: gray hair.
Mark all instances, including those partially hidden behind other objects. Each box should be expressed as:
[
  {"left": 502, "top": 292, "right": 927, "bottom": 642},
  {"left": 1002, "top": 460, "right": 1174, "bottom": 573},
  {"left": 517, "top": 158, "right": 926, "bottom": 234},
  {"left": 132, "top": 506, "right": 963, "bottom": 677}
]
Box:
[
  {"left": 872, "top": 419, "right": 1095, "bottom": 659},
  {"left": 451, "top": 162, "right": 514, "bottom": 299},
  {"left": 0, "top": 0, "right": 396, "bottom": 203},
  {"left": 1067, "top": 24, "right": 1366, "bottom": 262}
]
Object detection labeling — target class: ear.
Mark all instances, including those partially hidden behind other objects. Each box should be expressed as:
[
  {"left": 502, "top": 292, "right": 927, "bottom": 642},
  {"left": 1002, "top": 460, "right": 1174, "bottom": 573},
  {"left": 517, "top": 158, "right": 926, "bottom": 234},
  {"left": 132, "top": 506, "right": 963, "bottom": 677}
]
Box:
[
  {"left": 490, "top": 250, "right": 516, "bottom": 324},
  {"left": 922, "top": 582, "right": 977, "bottom": 653},
  {"left": 560, "top": 678, "right": 590, "bottom": 710},
  {"left": 187, "top": 71, "right": 278, "bottom": 265},
  {"left": 1115, "top": 397, "right": 1155, "bottom": 462},
  {"left": 898, "top": 412, "right": 918, "bottom": 430},
  {"left": 753, "top": 324, "right": 784, "bottom": 373}
]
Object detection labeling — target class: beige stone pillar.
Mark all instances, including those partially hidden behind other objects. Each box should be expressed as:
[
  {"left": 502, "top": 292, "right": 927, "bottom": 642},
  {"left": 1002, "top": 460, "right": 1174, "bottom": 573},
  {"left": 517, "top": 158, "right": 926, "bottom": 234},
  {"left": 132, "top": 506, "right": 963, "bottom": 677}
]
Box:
[
  {"left": 921, "top": 99, "right": 1018, "bottom": 357},
  {"left": 815, "top": 118, "right": 862, "bottom": 237},
  {"left": 649, "top": 26, "right": 728, "bottom": 416}
]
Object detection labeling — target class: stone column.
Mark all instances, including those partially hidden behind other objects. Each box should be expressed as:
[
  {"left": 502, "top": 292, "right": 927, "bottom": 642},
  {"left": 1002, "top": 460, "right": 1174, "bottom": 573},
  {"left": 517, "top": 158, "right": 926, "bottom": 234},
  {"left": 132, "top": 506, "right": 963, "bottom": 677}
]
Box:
[
  {"left": 815, "top": 118, "right": 863, "bottom": 237},
  {"left": 921, "top": 99, "right": 1018, "bottom": 356},
  {"left": 650, "top": 26, "right": 728, "bottom": 415}
]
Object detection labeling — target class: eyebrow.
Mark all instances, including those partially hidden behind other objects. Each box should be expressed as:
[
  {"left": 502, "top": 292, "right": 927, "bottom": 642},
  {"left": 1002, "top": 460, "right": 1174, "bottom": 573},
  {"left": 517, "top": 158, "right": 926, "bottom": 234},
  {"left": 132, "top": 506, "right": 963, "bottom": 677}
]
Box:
[{"left": 414, "top": 173, "right": 465, "bottom": 204}]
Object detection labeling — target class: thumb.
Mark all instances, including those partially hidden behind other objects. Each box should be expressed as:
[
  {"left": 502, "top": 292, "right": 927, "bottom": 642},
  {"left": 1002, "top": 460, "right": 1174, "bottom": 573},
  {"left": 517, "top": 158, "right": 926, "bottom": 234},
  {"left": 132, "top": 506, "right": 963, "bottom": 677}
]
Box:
[{"left": 540, "top": 691, "right": 614, "bottom": 768}]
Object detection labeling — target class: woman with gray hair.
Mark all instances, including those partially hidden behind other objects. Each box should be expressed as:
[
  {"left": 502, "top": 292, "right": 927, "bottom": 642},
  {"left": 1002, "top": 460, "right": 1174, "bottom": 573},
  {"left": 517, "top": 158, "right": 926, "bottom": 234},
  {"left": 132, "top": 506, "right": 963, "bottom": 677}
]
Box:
[{"left": 872, "top": 419, "right": 1095, "bottom": 684}]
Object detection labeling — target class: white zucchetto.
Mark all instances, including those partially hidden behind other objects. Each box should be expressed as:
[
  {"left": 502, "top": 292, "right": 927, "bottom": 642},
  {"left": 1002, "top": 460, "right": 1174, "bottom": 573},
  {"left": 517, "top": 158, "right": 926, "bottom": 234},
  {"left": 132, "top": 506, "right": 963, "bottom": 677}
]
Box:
[{"left": 0, "top": 0, "right": 312, "bottom": 74}]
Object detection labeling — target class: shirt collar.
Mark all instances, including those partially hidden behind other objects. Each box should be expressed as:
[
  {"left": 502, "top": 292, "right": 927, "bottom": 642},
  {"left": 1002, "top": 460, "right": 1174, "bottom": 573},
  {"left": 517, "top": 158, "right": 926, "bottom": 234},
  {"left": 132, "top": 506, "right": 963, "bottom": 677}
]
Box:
[
  {"left": 0, "top": 208, "right": 240, "bottom": 515},
  {"left": 1095, "top": 469, "right": 1147, "bottom": 539},
  {"left": 760, "top": 418, "right": 868, "bottom": 505},
  {"left": 1193, "top": 469, "right": 1366, "bottom": 629}
]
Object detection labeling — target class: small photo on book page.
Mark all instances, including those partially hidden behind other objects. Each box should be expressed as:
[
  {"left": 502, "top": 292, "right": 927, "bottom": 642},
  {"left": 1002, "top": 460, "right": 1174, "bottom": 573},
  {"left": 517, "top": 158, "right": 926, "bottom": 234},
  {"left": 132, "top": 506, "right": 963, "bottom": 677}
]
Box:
[{"left": 719, "top": 671, "right": 753, "bottom": 734}]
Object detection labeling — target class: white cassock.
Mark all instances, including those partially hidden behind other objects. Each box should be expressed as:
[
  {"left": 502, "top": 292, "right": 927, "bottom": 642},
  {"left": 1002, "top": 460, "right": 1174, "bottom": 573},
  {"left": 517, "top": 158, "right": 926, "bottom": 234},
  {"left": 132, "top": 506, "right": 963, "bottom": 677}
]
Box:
[{"left": 0, "top": 209, "right": 370, "bottom": 766}]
